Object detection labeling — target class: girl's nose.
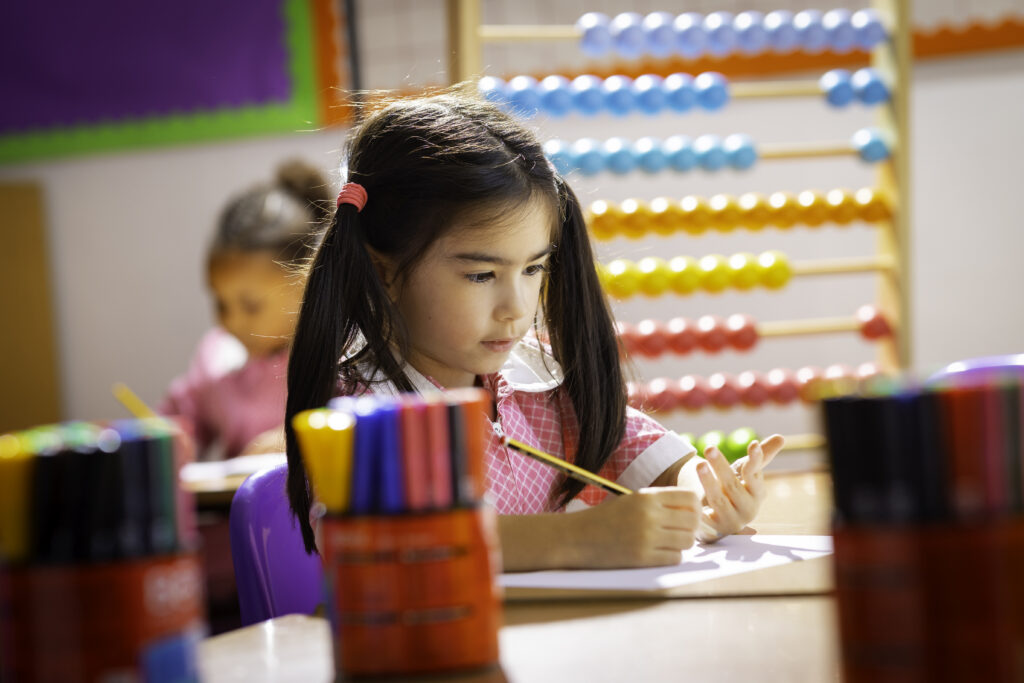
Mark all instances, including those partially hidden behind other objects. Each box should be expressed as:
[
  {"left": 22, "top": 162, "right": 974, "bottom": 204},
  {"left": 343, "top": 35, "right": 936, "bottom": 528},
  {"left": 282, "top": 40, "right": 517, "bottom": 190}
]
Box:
[{"left": 495, "top": 279, "right": 530, "bottom": 322}]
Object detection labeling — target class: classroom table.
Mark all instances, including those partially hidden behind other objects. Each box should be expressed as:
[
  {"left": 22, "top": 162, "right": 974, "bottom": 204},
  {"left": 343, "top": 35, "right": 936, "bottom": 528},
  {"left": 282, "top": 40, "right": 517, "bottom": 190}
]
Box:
[{"left": 198, "top": 470, "right": 840, "bottom": 682}]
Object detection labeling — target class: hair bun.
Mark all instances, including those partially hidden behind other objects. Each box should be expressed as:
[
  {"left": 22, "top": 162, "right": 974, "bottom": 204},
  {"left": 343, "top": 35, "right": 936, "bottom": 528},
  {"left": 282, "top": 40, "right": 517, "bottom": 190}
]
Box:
[{"left": 277, "top": 158, "right": 332, "bottom": 222}]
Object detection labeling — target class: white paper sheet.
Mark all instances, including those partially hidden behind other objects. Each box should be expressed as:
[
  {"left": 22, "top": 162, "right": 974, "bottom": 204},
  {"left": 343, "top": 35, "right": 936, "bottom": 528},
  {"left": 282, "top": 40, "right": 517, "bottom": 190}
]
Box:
[{"left": 499, "top": 534, "right": 833, "bottom": 592}]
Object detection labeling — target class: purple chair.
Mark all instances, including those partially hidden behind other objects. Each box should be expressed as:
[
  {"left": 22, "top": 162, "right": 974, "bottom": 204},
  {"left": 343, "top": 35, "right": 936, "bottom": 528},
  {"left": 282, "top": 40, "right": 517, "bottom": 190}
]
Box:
[
  {"left": 229, "top": 463, "right": 323, "bottom": 626},
  {"left": 928, "top": 353, "right": 1024, "bottom": 385}
]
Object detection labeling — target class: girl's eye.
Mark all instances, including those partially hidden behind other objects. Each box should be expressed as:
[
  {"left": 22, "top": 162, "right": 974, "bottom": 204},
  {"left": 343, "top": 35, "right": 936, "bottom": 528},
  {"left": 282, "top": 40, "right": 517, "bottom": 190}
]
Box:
[
  {"left": 466, "top": 272, "right": 495, "bottom": 284},
  {"left": 524, "top": 263, "right": 549, "bottom": 277}
]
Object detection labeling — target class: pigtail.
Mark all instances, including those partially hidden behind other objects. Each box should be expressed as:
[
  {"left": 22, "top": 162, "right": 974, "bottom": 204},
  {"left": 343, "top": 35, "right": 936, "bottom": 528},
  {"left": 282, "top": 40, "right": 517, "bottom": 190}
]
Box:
[{"left": 545, "top": 177, "right": 627, "bottom": 507}]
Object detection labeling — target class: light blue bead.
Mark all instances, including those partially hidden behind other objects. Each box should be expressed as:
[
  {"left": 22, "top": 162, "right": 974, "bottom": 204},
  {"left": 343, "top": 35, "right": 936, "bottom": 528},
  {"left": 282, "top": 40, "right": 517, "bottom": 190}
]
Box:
[
  {"left": 507, "top": 75, "right": 541, "bottom": 117},
  {"left": 603, "top": 137, "right": 637, "bottom": 175},
  {"left": 611, "top": 12, "right": 646, "bottom": 59},
  {"left": 794, "top": 10, "right": 828, "bottom": 54},
  {"left": 724, "top": 133, "right": 757, "bottom": 170},
  {"left": 734, "top": 11, "right": 768, "bottom": 56},
  {"left": 664, "top": 135, "right": 697, "bottom": 172},
  {"left": 633, "top": 74, "right": 666, "bottom": 115},
  {"left": 477, "top": 76, "right": 508, "bottom": 105},
  {"left": 664, "top": 72, "right": 696, "bottom": 113},
  {"left": 643, "top": 12, "right": 676, "bottom": 58},
  {"left": 694, "top": 134, "right": 727, "bottom": 171},
  {"left": 571, "top": 138, "right": 605, "bottom": 175},
  {"left": 602, "top": 75, "right": 636, "bottom": 116},
  {"left": 764, "top": 10, "right": 799, "bottom": 53},
  {"left": 634, "top": 137, "right": 668, "bottom": 173},
  {"left": 823, "top": 9, "right": 857, "bottom": 54},
  {"left": 704, "top": 11, "right": 737, "bottom": 57},
  {"left": 543, "top": 139, "right": 574, "bottom": 175},
  {"left": 852, "top": 68, "right": 890, "bottom": 105},
  {"left": 538, "top": 75, "right": 574, "bottom": 117},
  {"left": 576, "top": 12, "right": 612, "bottom": 57},
  {"left": 674, "top": 12, "right": 707, "bottom": 59},
  {"left": 852, "top": 127, "right": 890, "bottom": 162},
  {"left": 819, "top": 69, "right": 854, "bottom": 107},
  {"left": 852, "top": 9, "right": 888, "bottom": 50},
  {"left": 570, "top": 74, "right": 605, "bottom": 115},
  {"left": 694, "top": 72, "right": 729, "bottom": 111}
]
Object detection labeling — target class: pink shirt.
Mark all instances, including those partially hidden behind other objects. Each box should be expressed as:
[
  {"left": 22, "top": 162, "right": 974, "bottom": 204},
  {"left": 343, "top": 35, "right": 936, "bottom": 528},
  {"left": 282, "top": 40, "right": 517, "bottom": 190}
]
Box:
[
  {"left": 160, "top": 328, "right": 288, "bottom": 460},
  {"left": 355, "top": 339, "right": 694, "bottom": 513}
]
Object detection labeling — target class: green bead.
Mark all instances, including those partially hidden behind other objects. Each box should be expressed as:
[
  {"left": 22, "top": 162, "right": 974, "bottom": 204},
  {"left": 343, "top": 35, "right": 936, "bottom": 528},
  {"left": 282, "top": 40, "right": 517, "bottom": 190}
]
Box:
[{"left": 721, "top": 427, "right": 759, "bottom": 463}]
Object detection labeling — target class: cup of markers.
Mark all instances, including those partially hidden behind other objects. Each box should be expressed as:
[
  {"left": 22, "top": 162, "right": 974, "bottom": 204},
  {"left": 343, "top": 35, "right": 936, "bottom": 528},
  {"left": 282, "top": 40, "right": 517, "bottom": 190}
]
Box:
[
  {"left": 293, "top": 388, "right": 502, "bottom": 678},
  {"left": 0, "top": 418, "right": 205, "bottom": 683}
]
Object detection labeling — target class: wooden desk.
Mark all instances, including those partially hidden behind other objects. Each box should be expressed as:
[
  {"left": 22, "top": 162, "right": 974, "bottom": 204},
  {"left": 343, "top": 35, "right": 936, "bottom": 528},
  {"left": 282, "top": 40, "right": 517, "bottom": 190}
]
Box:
[{"left": 199, "top": 472, "right": 840, "bottom": 682}]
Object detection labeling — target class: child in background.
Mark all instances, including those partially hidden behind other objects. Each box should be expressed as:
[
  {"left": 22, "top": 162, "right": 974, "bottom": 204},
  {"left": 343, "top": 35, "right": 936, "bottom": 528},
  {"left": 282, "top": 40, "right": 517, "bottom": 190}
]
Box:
[
  {"left": 285, "top": 90, "right": 785, "bottom": 570},
  {"left": 162, "top": 160, "right": 331, "bottom": 460}
]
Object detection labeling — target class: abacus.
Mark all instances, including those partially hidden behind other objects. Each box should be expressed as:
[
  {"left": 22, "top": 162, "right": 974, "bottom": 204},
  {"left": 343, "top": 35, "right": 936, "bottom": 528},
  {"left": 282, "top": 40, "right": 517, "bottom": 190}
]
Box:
[{"left": 448, "top": 2, "right": 911, "bottom": 460}]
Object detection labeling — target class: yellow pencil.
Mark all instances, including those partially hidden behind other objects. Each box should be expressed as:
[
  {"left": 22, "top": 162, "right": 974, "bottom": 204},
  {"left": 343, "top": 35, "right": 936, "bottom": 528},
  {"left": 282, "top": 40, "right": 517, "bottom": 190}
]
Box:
[
  {"left": 112, "top": 382, "right": 158, "bottom": 419},
  {"left": 501, "top": 437, "right": 633, "bottom": 495}
]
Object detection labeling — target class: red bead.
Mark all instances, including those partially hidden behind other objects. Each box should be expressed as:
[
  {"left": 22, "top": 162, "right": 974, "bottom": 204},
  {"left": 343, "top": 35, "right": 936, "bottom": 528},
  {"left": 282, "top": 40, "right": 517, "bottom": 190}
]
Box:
[
  {"left": 857, "top": 304, "right": 892, "bottom": 340},
  {"left": 708, "top": 372, "right": 740, "bottom": 409},
  {"left": 695, "top": 315, "right": 728, "bottom": 353},
  {"left": 617, "top": 321, "right": 639, "bottom": 356},
  {"left": 737, "top": 370, "right": 769, "bottom": 407},
  {"left": 725, "top": 313, "right": 758, "bottom": 351},
  {"left": 635, "top": 319, "right": 669, "bottom": 358},
  {"left": 795, "top": 366, "right": 824, "bottom": 402},
  {"left": 666, "top": 317, "right": 698, "bottom": 355},
  {"left": 766, "top": 368, "right": 800, "bottom": 404},
  {"left": 646, "top": 377, "right": 679, "bottom": 412},
  {"left": 626, "top": 381, "right": 649, "bottom": 410},
  {"left": 677, "top": 375, "right": 711, "bottom": 411}
]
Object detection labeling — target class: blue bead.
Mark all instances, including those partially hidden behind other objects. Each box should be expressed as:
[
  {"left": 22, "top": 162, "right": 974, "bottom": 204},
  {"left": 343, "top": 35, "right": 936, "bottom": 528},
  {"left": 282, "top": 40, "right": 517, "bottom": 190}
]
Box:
[
  {"left": 643, "top": 12, "right": 676, "bottom": 58},
  {"left": 603, "top": 137, "right": 637, "bottom": 175},
  {"left": 611, "top": 12, "right": 646, "bottom": 59},
  {"left": 664, "top": 73, "right": 696, "bottom": 113},
  {"left": 734, "top": 11, "right": 769, "bottom": 56},
  {"left": 764, "top": 10, "right": 799, "bottom": 53},
  {"left": 694, "top": 72, "right": 730, "bottom": 111},
  {"left": 633, "top": 74, "right": 665, "bottom": 115},
  {"left": 819, "top": 69, "right": 854, "bottom": 107},
  {"left": 704, "top": 11, "right": 737, "bottom": 57},
  {"left": 724, "top": 133, "right": 757, "bottom": 170},
  {"left": 664, "top": 135, "right": 697, "bottom": 172},
  {"left": 694, "top": 134, "right": 727, "bottom": 171},
  {"left": 571, "top": 138, "right": 605, "bottom": 175},
  {"left": 543, "top": 139, "right": 574, "bottom": 175},
  {"left": 477, "top": 76, "right": 508, "bottom": 105},
  {"left": 674, "top": 12, "right": 708, "bottom": 59},
  {"left": 576, "top": 12, "right": 612, "bottom": 57},
  {"left": 634, "top": 137, "right": 668, "bottom": 173},
  {"left": 852, "top": 9, "right": 888, "bottom": 50},
  {"left": 538, "top": 75, "right": 573, "bottom": 116},
  {"left": 852, "top": 127, "right": 890, "bottom": 162},
  {"left": 794, "top": 10, "right": 828, "bottom": 54},
  {"left": 602, "top": 75, "right": 636, "bottom": 116},
  {"left": 852, "top": 68, "right": 890, "bottom": 105},
  {"left": 570, "top": 75, "right": 605, "bottom": 115},
  {"left": 823, "top": 9, "right": 857, "bottom": 54},
  {"left": 506, "top": 75, "right": 541, "bottom": 117}
]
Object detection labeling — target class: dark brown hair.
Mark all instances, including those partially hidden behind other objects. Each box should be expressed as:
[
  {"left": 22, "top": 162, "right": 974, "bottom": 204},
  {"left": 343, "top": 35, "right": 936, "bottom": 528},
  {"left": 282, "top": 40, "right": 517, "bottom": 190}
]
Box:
[{"left": 286, "top": 89, "right": 626, "bottom": 552}]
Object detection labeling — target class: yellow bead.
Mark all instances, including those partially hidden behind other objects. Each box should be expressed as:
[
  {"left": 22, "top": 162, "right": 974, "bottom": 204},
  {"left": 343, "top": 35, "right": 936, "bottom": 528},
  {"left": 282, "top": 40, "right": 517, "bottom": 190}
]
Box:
[
  {"left": 737, "top": 192, "right": 770, "bottom": 231},
  {"left": 668, "top": 256, "right": 701, "bottom": 295},
  {"left": 637, "top": 257, "right": 671, "bottom": 297},
  {"left": 758, "top": 250, "right": 792, "bottom": 289},
  {"left": 619, "top": 198, "right": 649, "bottom": 240},
  {"left": 649, "top": 196, "right": 679, "bottom": 237},
  {"left": 708, "top": 193, "right": 741, "bottom": 233},
  {"left": 766, "top": 191, "right": 799, "bottom": 229},
  {"left": 854, "top": 187, "right": 892, "bottom": 222},
  {"left": 728, "top": 252, "right": 762, "bottom": 290},
  {"left": 588, "top": 199, "right": 621, "bottom": 241},
  {"left": 679, "top": 195, "right": 712, "bottom": 236},
  {"left": 605, "top": 259, "right": 641, "bottom": 299},
  {"left": 698, "top": 253, "right": 732, "bottom": 293},
  {"left": 796, "top": 190, "right": 828, "bottom": 227},
  {"left": 825, "top": 188, "right": 858, "bottom": 225}
]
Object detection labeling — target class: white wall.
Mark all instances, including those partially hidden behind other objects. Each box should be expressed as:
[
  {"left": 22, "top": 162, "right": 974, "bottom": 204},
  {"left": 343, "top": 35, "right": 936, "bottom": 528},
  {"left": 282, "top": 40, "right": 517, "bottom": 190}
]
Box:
[{"left": 1, "top": 51, "right": 1022, "bottom": 447}]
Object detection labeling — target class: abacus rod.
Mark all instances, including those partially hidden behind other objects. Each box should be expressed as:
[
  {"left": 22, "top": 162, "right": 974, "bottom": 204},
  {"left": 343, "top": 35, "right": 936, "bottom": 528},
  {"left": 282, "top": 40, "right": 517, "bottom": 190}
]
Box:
[
  {"left": 731, "top": 81, "right": 823, "bottom": 98},
  {"left": 792, "top": 255, "right": 894, "bottom": 276},
  {"left": 479, "top": 24, "right": 581, "bottom": 40},
  {"left": 448, "top": 0, "right": 483, "bottom": 83},
  {"left": 759, "top": 142, "right": 858, "bottom": 159},
  {"left": 759, "top": 317, "right": 861, "bottom": 337},
  {"left": 776, "top": 433, "right": 827, "bottom": 453}
]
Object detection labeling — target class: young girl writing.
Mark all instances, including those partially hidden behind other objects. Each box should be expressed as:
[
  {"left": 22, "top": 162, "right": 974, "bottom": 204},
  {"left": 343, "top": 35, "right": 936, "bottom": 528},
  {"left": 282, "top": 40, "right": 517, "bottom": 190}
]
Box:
[
  {"left": 285, "top": 90, "right": 784, "bottom": 570},
  {"left": 162, "top": 160, "right": 331, "bottom": 460}
]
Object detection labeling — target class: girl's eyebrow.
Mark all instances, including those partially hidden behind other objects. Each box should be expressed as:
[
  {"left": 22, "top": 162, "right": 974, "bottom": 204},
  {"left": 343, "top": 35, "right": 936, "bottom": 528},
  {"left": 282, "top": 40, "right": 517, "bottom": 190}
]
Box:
[{"left": 450, "top": 245, "right": 553, "bottom": 266}]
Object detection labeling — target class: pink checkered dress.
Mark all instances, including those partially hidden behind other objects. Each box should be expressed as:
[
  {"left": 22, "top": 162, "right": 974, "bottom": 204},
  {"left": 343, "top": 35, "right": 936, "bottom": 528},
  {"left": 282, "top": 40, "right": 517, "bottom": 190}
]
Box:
[{"left": 352, "top": 339, "right": 693, "bottom": 514}]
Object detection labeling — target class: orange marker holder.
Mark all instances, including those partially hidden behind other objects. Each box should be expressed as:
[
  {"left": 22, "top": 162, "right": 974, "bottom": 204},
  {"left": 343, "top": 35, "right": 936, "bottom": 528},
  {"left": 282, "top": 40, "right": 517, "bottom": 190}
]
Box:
[
  {"left": 0, "top": 553, "right": 205, "bottom": 682},
  {"left": 834, "top": 519, "right": 1024, "bottom": 682},
  {"left": 317, "top": 507, "right": 502, "bottom": 677}
]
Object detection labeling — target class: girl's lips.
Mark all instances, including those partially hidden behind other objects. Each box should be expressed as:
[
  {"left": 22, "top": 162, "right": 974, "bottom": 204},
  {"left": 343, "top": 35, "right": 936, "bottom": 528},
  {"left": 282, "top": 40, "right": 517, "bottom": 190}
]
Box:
[{"left": 481, "top": 339, "right": 516, "bottom": 353}]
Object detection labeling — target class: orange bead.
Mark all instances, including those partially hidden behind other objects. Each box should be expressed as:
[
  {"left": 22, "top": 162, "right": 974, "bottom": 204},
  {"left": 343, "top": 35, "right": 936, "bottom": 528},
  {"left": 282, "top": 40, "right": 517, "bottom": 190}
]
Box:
[
  {"left": 796, "top": 190, "right": 829, "bottom": 227},
  {"left": 637, "top": 257, "right": 672, "bottom": 297},
  {"left": 825, "top": 188, "right": 859, "bottom": 225},
  {"left": 605, "top": 259, "right": 641, "bottom": 299},
  {"left": 698, "top": 254, "right": 732, "bottom": 293},
  {"left": 619, "top": 198, "right": 650, "bottom": 240},
  {"left": 679, "top": 195, "right": 713, "bottom": 235},
  {"left": 728, "top": 252, "right": 763, "bottom": 290},
  {"left": 854, "top": 187, "right": 892, "bottom": 222},
  {"left": 758, "top": 250, "right": 791, "bottom": 290},
  {"left": 649, "top": 196, "right": 679, "bottom": 237},
  {"left": 708, "top": 193, "right": 742, "bottom": 233},
  {"left": 668, "top": 256, "right": 701, "bottom": 295},
  {"left": 766, "top": 191, "right": 800, "bottom": 229},
  {"left": 588, "top": 199, "right": 621, "bottom": 240},
  {"left": 737, "top": 192, "right": 770, "bottom": 231}
]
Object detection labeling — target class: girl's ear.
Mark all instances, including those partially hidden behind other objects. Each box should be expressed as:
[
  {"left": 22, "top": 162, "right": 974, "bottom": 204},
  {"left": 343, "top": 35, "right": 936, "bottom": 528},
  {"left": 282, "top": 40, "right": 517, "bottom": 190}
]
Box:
[{"left": 364, "top": 245, "right": 398, "bottom": 298}]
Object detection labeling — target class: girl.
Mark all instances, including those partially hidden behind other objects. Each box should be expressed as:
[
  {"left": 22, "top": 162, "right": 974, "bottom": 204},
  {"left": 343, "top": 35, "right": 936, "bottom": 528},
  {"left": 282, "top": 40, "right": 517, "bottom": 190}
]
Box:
[
  {"left": 285, "top": 90, "right": 784, "bottom": 570},
  {"left": 162, "top": 160, "right": 331, "bottom": 460}
]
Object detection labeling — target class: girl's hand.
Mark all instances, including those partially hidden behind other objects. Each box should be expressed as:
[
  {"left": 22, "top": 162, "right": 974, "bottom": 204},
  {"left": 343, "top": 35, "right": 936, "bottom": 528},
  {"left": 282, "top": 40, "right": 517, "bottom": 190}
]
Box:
[
  {"left": 566, "top": 487, "right": 700, "bottom": 568},
  {"left": 695, "top": 434, "right": 785, "bottom": 543}
]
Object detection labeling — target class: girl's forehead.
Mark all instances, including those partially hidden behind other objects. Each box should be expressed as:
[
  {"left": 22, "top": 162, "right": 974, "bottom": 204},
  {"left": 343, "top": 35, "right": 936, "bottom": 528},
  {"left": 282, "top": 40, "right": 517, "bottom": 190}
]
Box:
[{"left": 438, "top": 197, "right": 557, "bottom": 255}]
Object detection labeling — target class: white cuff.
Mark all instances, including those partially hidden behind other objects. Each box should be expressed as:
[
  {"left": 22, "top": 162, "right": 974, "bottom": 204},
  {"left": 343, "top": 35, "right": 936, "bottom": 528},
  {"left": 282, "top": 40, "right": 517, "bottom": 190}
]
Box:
[{"left": 618, "top": 431, "right": 696, "bottom": 492}]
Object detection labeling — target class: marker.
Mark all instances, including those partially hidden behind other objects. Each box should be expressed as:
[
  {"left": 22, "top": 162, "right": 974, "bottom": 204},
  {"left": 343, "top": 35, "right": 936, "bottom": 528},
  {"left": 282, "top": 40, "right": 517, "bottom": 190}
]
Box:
[
  {"left": 140, "top": 419, "right": 179, "bottom": 554},
  {"left": 444, "top": 389, "right": 491, "bottom": 502},
  {"left": 27, "top": 426, "right": 70, "bottom": 563},
  {"left": 423, "top": 397, "right": 453, "bottom": 508},
  {"left": 0, "top": 432, "right": 34, "bottom": 563},
  {"left": 375, "top": 400, "right": 405, "bottom": 514},
  {"left": 351, "top": 398, "right": 383, "bottom": 514},
  {"left": 293, "top": 408, "right": 356, "bottom": 515},
  {"left": 398, "top": 399, "right": 430, "bottom": 511},
  {"left": 110, "top": 420, "right": 151, "bottom": 558}
]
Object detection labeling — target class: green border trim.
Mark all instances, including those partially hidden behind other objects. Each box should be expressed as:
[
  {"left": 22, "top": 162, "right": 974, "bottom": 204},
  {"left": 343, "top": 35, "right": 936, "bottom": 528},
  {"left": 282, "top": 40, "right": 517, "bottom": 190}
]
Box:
[{"left": 0, "top": 0, "right": 317, "bottom": 165}]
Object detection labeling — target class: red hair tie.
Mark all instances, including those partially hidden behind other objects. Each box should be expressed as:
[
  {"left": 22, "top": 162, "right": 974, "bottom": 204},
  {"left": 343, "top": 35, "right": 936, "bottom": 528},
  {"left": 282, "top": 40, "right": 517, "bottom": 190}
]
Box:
[{"left": 336, "top": 182, "right": 368, "bottom": 212}]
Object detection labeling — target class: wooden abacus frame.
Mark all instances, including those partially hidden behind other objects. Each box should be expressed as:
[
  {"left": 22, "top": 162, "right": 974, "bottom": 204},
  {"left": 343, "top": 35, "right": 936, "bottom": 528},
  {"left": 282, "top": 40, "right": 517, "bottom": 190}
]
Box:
[{"left": 445, "top": 1, "right": 912, "bottom": 450}]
